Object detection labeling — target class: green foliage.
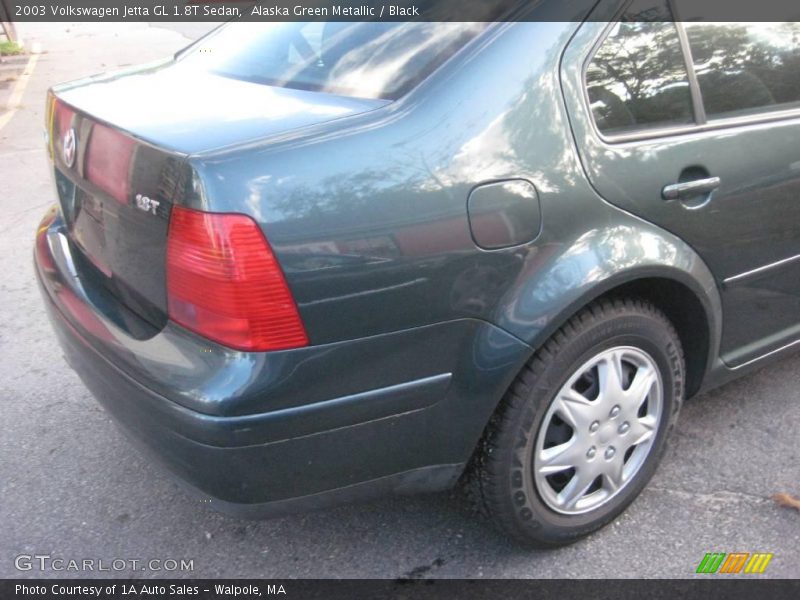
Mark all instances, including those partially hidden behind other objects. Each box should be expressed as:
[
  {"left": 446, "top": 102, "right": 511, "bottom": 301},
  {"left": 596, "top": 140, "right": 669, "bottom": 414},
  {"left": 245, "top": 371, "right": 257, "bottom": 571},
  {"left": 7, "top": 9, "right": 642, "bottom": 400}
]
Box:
[{"left": 0, "top": 41, "right": 24, "bottom": 56}]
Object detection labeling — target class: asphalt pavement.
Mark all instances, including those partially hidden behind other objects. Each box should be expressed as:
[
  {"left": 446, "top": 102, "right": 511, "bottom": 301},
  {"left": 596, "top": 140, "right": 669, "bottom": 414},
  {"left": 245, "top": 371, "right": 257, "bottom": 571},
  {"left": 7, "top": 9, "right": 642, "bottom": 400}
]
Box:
[{"left": 0, "top": 22, "right": 798, "bottom": 579}]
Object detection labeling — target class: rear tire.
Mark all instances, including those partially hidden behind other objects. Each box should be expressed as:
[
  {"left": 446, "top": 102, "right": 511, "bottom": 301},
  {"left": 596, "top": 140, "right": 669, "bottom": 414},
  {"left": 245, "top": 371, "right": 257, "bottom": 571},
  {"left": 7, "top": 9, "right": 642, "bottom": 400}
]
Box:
[{"left": 465, "top": 298, "right": 685, "bottom": 547}]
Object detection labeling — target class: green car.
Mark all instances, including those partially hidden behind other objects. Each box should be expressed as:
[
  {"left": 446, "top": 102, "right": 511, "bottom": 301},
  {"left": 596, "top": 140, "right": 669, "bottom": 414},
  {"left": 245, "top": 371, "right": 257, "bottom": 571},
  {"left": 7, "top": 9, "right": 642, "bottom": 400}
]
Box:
[{"left": 35, "top": 2, "right": 800, "bottom": 546}]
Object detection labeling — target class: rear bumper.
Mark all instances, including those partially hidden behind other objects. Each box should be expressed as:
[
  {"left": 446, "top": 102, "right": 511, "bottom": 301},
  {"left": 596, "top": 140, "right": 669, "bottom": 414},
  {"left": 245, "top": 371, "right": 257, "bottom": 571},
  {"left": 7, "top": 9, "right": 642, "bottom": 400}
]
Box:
[
  {"left": 40, "top": 303, "right": 463, "bottom": 516},
  {"left": 35, "top": 207, "right": 531, "bottom": 516}
]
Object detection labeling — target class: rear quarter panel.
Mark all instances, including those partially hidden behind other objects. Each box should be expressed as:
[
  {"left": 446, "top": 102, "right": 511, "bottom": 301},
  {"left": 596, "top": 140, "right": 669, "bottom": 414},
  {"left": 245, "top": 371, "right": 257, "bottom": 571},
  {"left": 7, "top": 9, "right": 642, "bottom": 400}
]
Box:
[{"left": 181, "top": 20, "right": 722, "bottom": 381}]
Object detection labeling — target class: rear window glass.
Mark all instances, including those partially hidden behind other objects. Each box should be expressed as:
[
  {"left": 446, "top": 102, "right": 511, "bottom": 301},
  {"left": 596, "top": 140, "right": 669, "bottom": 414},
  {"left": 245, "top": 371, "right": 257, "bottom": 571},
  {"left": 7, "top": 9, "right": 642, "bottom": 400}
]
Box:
[{"left": 181, "top": 22, "right": 488, "bottom": 101}]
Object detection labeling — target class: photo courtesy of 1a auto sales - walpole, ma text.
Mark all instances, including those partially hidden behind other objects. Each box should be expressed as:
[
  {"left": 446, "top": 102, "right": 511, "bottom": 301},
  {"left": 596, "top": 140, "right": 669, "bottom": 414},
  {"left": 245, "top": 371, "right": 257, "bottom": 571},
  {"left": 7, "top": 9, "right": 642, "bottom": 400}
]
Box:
[{"left": 0, "top": 0, "right": 799, "bottom": 598}]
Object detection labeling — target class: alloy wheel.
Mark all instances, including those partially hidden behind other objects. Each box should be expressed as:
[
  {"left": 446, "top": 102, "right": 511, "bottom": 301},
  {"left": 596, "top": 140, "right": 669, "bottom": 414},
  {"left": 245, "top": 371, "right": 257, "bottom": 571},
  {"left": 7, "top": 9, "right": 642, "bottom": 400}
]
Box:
[{"left": 533, "top": 346, "right": 663, "bottom": 515}]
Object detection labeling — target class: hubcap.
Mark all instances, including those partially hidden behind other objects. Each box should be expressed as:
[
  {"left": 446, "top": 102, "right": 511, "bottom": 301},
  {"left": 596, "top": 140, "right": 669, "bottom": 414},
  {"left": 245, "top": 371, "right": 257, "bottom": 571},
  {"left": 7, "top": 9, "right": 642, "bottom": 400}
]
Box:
[{"left": 533, "top": 346, "right": 663, "bottom": 515}]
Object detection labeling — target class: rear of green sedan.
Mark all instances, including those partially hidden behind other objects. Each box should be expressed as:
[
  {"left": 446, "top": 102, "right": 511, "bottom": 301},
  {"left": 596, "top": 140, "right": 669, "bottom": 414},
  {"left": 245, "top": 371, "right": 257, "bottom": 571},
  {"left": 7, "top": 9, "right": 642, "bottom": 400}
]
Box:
[{"left": 37, "top": 5, "right": 798, "bottom": 547}]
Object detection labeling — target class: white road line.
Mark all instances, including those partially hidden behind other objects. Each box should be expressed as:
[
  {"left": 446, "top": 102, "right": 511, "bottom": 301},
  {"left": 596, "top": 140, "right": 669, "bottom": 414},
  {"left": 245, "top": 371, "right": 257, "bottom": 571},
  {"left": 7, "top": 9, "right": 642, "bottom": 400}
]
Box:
[{"left": 0, "top": 53, "right": 40, "bottom": 132}]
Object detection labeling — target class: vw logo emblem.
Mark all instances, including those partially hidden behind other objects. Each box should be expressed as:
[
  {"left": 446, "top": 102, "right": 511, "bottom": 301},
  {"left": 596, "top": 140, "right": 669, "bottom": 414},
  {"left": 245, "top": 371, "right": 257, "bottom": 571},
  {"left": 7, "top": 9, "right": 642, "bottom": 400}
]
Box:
[{"left": 63, "top": 128, "right": 77, "bottom": 168}]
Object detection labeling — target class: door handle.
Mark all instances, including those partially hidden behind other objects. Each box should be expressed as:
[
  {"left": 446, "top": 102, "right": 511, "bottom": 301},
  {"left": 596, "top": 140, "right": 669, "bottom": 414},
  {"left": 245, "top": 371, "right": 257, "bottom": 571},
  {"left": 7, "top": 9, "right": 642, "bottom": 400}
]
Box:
[{"left": 662, "top": 176, "right": 721, "bottom": 201}]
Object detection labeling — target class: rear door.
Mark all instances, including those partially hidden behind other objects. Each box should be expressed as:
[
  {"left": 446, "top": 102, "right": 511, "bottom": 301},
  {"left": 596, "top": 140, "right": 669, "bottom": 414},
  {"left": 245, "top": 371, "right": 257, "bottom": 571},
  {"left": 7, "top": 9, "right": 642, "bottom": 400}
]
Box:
[{"left": 562, "top": 0, "right": 800, "bottom": 367}]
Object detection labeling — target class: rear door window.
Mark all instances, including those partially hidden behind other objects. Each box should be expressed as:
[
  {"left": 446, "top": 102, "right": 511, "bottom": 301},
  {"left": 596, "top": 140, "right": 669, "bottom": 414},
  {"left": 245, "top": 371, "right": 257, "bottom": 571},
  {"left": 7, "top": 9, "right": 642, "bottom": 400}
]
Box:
[
  {"left": 684, "top": 22, "right": 800, "bottom": 120},
  {"left": 585, "top": 0, "right": 694, "bottom": 135}
]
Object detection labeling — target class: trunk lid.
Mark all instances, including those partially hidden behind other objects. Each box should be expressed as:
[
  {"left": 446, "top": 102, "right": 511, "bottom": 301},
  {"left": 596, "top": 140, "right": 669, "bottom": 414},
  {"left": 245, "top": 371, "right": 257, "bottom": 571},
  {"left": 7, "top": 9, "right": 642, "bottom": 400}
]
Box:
[
  {"left": 47, "top": 61, "right": 386, "bottom": 334},
  {"left": 47, "top": 95, "right": 181, "bottom": 331},
  {"left": 53, "top": 61, "right": 388, "bottom": 155}
]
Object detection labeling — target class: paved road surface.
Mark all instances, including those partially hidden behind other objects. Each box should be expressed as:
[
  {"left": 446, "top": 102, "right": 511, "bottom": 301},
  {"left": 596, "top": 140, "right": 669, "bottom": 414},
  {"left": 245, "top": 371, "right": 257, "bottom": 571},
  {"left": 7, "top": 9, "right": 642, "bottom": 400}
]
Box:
[{"left": 0, "top": 22, "right": 798, "bottom": 579}]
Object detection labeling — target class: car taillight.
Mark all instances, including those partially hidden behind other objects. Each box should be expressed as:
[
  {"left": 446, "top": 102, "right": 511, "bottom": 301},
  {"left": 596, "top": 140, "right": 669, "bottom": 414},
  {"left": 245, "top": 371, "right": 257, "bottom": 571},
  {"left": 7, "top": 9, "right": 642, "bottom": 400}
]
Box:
[
  {"left": 46, "top": 96, "right": 75, "bottom": 162},
  {"left": 166, "top": 206, "right": 308, "bottom": 352},
  {"left": 85, "top": 123, "right": 136, "bottom": 204}
]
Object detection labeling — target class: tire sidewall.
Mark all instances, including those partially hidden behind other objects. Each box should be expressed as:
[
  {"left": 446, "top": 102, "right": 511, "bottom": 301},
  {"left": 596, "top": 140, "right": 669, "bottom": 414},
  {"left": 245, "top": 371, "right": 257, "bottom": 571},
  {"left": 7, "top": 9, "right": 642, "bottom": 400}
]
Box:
[{"left": 504, "top": 311, "right": 684, "bottom": 544}]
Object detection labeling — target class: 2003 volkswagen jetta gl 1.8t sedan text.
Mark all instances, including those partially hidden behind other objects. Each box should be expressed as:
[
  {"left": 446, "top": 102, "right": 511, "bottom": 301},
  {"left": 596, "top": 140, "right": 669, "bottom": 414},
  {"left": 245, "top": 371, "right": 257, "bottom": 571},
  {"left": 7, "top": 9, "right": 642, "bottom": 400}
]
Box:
[{"left": 34, "top": 1, "right": 800, "bottom": 546}]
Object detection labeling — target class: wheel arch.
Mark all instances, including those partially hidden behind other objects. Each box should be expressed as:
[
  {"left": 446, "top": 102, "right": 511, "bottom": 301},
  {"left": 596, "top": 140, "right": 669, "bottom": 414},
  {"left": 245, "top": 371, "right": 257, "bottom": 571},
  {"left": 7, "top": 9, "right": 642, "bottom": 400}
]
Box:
[{"left": 523, "top": 267, "right": 720, "bottom": 399}]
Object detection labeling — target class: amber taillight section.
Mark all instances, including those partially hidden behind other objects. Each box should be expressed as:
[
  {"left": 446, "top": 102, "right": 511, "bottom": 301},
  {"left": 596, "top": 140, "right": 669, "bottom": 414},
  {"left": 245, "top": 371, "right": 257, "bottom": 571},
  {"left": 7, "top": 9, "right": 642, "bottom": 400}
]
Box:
[
  {"left": 46, "top": 95, "right": 75, "bottom": 162},
  {"left": 166, "top": 206, "right": 308, "bottom": 352}
]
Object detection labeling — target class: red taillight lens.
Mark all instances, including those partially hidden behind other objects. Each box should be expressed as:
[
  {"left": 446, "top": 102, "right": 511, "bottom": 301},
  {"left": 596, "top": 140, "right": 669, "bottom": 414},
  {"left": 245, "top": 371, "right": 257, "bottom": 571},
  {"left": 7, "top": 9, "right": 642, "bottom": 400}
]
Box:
[
  {"left": 166, "top": 206, "right": 308, "bottom": 352},
  {"left": 85, "top": 123, "right": 136, "bottom": 203}
]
